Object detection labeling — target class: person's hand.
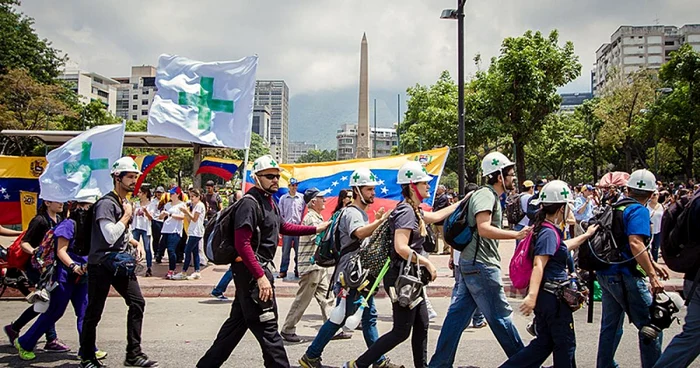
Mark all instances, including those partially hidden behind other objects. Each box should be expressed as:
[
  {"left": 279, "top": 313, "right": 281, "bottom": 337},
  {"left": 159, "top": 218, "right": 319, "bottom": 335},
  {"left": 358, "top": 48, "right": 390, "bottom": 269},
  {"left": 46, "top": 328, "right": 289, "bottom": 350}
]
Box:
[
  {"left": 585, "top": 224, "right": 599, "bottom": 237},
  {"left": 375, "top": 207, "right": 388, "bottom": 222},
  {"left": 649, "top": 276, "right": 664, "bottom": 295},
  {"left": 519, "top": 293, "right": 536, "bottom": 316},
  {"left": 652, "top": 262, "right": 670, "bottom": 280},
  {"left": 515, "top": 226, "right": 533, "bottom": 240},
  {"left": 448, "top": 256, "right": 454, "bottom": 270},
  {"left": 123, "top": 202, "right": 133, "bottom": 218},
  {"left": 316, "top": 221, "right": 331, "bottom": 233},
  {"left": 257, "top": 276, "right": 273, "bottom": 302},
  {"left": 426, "top": 262, "right": 438, "bottom": 282},
  {"left": 72, "top": 264, "right": 85, "bottom": 275}
]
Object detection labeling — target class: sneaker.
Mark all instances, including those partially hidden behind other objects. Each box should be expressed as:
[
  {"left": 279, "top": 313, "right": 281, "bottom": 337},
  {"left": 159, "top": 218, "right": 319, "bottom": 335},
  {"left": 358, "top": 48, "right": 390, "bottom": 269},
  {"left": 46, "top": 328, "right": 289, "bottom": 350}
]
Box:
[
  {"left": 125, "top": 353, "right": 159, "bottom": 367},
  {"left": 526, "top": 321, "right": 537, "bottom": 336},
  {"left": 210, "top": 292, "right": 228, "bottom": 301},
  {"left": 277, "top": 272, "right": 287, "bottom": 279},
  {"left": 145, "top": 268, "right": 152, "bottom": 277},
  {"left": 299, "top": 353, "right": 323, "bottom": 368},
  {"left": 4, "top": 323, "right": 18, "bottom": 345},
  {"left": 78, "top": 350, "right": 108, "bottom": 360},
  {"left": 331, "top": 331, "right": 352, "bottom": 340},
  {"left": 44, "top": 338, "right": 71, "bottom": 352},
  {"left": 280, "top": 331, "right": 303, "bottom": 343},
  {"left": 373, "top": 358, "right": 404, "bottom": 368},
  {"left": 471, "top": 320, "right": 488, "bottom": 329},
  {"left": 188, "top": 272, "right": 201, "bottom": 280},
  {"left": 15, "top": 339, "right": 36, "bottom": 361},
  {"left": 343, "top": 361, "right": 358, "bottom": 368},
  {"left": 428, "top": 309, "right": 438, "bottom": 321},
  {"left": 80, "top": 359, "right": 106, "bottom": 368},
  {"left": 171, "top": 272, "right": 187, "bottom": 280},
  {"left": 165, "top": 271, "right": 174, "bottom": 280}
]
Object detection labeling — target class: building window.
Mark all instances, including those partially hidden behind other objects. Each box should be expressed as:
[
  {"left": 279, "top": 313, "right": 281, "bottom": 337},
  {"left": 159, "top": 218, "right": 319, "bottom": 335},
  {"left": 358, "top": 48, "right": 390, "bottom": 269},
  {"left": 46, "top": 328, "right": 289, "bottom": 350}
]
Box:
[
  {"left": 142, "top": 99, "right": 149, "bottom": 105},
  {"left": 665, "top": 40, "right": 675, "bottom": 46},
  {"left": 132, "top": 115, "right": 137, "bottom": 120},
  {"left": 97, "top": 90, "right": 109, "bottom": 98},
  {"left": 141, "top": 110, "right": 148, "bottom": 116},
  {"left": 142, "top": 89, "right": 149, "bottom": 95},
  {"left": 132, "top": 105, "right": 137, "bottom": 110},
  {"left": 133, "top": 95, "right": 138, "bottom": 100},
  {"left": 132, "top": 83, "right": 139, "bottom": 89},
  {"left": 93, "top": 77, "right": 103, "bottom": 84}
]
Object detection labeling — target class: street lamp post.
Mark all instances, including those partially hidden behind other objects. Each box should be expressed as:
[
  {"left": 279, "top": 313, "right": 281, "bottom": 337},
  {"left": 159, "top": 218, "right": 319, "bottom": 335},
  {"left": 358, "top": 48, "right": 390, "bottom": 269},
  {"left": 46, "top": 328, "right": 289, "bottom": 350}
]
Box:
[{"left": 441, "top": 0, "right": 467, "bottom": 197}]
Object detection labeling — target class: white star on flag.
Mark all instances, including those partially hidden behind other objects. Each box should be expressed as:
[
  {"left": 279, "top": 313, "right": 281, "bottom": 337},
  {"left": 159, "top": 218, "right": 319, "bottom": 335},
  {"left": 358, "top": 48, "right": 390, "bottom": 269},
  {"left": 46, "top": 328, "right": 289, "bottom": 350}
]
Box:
[
  {"left": 3, "top": 194, "right": 9, "bottom": 200},
  {"left": 340, "top": 176, "right": 348, "bottom": 181},
  {"left": 381, "top": 187, "right": 389, "bottom": 195},
  {"left": 0, "top": 187, "right": 5, "bottom": 194},
  {"left": 331, "top": 181, "right": 339, "bottom": 187},
  {"left": 377, "top": 179, "right": 385, "bottom": 186}
]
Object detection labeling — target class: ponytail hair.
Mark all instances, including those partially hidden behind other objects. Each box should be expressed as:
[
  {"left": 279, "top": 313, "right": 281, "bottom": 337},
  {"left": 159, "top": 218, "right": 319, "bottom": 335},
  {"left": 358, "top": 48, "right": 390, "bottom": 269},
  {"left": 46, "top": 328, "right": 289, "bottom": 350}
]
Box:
[{"left": 401, "top": 184, "right": 427, "bottom": 237}]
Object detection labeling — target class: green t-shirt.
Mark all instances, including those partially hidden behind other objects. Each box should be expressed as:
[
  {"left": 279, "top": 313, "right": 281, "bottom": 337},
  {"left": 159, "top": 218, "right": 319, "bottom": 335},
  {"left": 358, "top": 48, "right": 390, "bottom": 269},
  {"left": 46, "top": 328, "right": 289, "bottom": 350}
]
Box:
[{"left": 460, "top": 185, "right": 503, "bottom": 268}]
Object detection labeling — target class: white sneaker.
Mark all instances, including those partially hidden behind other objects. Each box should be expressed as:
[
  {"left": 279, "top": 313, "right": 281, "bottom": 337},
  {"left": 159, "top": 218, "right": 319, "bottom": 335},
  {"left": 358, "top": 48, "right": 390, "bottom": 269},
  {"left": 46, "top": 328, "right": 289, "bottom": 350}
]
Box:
[
  {"left": 171, "top": 272, "right": 188, "bottom": 280},
  {"left": 188, "top": 272, "right": 201, "bottom": 280},
  {"left": 428, "top": 309, "right": 438, "bottom": 321}
]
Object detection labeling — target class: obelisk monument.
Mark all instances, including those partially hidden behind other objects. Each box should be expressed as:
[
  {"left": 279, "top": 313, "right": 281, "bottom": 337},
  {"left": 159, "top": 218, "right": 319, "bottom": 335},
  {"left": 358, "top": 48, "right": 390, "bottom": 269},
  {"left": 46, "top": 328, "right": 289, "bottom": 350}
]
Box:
[{"left": 355, "top": 33, "right": 371, "bottom": 158}]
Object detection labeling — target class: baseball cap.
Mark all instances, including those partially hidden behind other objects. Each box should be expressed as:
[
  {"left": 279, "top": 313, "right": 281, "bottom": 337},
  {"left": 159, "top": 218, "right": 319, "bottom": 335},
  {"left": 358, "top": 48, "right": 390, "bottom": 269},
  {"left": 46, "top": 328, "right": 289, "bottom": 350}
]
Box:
[
  {"left": 289, "top": 178, "right": 299, "bottom": 185},
  {"left": 535, "top": 180, "right": 545, "bottom": 188},
  {"left": 206, "top": 180, "right": 215, "bottom": 186},
  {"left": 584, "top": 184, "right": 595, "bottom": 191},
  {"left": 155, "top": 186, "right": 165, "bottom": 193},
  {"left": 303, "top": 187, "right": 330, "bottom": 204},
  {"left": 523, "top": 180, "right": 534, "bottom": 188}
]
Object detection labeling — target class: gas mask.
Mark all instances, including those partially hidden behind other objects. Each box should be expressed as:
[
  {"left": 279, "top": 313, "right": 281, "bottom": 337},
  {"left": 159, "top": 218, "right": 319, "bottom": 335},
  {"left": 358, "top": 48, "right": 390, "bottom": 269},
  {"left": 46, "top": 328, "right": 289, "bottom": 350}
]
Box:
[
  {"left": 640, "top": 292, "right": 684, "bottom": 341},
  {"left": 389, "top": 251, "right": 424, "bottom": 309}
]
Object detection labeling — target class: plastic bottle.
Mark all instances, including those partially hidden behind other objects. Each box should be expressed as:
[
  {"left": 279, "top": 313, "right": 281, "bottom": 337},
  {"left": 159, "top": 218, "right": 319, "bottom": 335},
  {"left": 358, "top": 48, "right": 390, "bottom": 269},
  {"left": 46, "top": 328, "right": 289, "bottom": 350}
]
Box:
[{"left": 329, "top": 289, "right": 347, "bottom": 324}]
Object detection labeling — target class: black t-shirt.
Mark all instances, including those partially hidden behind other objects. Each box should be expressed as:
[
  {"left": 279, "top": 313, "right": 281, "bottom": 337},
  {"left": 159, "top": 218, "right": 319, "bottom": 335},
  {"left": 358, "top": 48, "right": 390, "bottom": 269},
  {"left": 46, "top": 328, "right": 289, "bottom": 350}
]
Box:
[
  {"left": 205, "top": 192, "right": 222, "bottom": 217},
  {"left": 23, "top": 213, "right": 61, "bottom": 249},
  {"left": 233, "top": 187, "right": 281, "bottom": 263},
  {"left": 687, "top": 195, "right": 700, "bottom": 281}
]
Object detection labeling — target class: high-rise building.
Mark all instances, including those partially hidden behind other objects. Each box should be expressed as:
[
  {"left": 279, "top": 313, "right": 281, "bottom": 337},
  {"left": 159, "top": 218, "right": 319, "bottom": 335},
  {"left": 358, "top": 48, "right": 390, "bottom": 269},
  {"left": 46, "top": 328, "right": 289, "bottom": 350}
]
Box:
[
  {"left": 254, "top": 80, "right": 289, "bottom": 163},
  {"left": 336, "top": 123, "right": 398, "bottom": 161},
  {"left": 112, "top": 65, "right": 157, "bottom": 122},
  {"left": 252, "top": 105, "right": 272, "bottom": 146},
  {"left": 288, "top": 141, "right": 318, "bottom": 163},
  {"left": 559, "top": 92, "right": 593, "bottom": 113},
  {"left": 113, "top": 77, "right": 130, "bottom": 120},
  {"left": 593, "top": 24, "right": 700, "bottom": 95},
  {"left": 58, "top": 70, "right": 120, "bottom": 114}
]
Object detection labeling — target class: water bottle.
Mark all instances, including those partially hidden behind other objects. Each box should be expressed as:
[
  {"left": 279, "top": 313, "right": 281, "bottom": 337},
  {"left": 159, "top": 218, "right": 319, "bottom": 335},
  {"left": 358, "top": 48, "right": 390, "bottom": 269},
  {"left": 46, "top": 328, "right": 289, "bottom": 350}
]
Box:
[
  {"left": 569, "top": 277, "right": 578, "bottom": 291},
  {"left": 329, "top": 289, "right": 347, "bottom": 324},
  {"left": 344, "top": 297, "right": 365, "bottom": 330}
]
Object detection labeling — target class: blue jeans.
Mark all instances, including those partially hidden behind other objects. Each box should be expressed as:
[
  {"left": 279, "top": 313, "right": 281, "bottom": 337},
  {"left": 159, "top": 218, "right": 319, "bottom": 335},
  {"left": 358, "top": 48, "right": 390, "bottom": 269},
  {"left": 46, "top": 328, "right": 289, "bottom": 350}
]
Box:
[
  {"left": 650, "top": 233, "right": 661, "bottom": 262},
  {"left": 453, "top": 266, "right": 485, "bottom": 326},
  {"left": 429, "top": 260, "right": 524, "bottom": 368},
  {"left": 212, "top": 269, "right": 233, "bottom": 296},
  {"left": 596, "top": 273, "right": 662, "bottom": 368},
  {"left": 183, "top": 236, "right": 202, "bottom": 272},
  {"left": 305, "top": 284, "right": 385, "bottom": 364},
  {"left": 280, "top": 235, "right": 299, "bottom": 275},
  {"left": 162, "top": 232, "right": 182, "bottom": 271},
  {"left": 653, "top": 278, "right": 700, "bottom": 367},
  {"left": 132, "top": 229, "right": 152, "bottom": 268}
]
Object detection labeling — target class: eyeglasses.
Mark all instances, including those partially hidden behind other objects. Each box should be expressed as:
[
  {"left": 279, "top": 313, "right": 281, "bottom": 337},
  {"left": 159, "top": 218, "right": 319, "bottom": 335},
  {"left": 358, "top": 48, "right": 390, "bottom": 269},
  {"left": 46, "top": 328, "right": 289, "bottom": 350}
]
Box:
[{"left": 257, "top": 173, "right": 281, "bottom": 180}]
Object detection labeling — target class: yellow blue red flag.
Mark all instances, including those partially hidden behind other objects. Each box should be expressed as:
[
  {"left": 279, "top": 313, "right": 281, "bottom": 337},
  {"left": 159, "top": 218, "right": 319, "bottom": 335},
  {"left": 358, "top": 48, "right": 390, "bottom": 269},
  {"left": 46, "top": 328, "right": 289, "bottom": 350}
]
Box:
[
  {"left": 196, "top": 157, "right": 241, "bottom": 181},
  {"left": 0, "top": 156, "right": 45, "bottom": 225},
  {"left": 130, "top": 155, "right": 168, "bottom": 194}
]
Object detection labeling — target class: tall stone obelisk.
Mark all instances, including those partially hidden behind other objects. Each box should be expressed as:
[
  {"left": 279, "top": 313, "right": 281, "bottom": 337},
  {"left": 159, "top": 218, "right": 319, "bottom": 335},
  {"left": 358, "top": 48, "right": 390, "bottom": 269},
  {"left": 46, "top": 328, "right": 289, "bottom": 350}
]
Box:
[{"left": 355, "top": 33, "right": 371, "bottom": 158}]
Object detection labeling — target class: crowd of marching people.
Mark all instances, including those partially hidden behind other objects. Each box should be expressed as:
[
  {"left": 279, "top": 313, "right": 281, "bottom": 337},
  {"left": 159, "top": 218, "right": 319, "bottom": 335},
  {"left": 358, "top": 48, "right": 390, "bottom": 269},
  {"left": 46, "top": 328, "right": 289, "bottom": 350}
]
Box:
[{"left": 1, "top": 150, "right": 699, "bottom": 368}]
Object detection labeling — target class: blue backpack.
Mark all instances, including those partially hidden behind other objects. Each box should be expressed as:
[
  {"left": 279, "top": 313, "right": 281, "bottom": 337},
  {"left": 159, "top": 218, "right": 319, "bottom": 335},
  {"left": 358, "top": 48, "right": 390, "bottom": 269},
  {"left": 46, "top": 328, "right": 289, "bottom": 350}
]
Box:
[{"left": 444, "top": 187, "right": 498, "bottom": 252}]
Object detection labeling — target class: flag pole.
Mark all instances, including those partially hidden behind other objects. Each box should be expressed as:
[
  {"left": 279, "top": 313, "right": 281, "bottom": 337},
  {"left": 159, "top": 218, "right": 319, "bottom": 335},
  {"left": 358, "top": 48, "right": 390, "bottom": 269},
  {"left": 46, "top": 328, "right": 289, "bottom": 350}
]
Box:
[{"left": 240, "top": 148, "right": 250, "bottom": 192}]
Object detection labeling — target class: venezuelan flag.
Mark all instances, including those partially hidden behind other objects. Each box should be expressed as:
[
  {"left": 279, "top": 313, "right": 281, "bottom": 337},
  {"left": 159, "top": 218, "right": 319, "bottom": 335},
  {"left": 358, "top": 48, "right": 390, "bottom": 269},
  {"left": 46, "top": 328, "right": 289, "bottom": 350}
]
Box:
[
  {"left": 196, "top": 157, "right": 241, "bottom": 181},
  {"left": 245, "top": 147, "right": 449, "bottom": 221},
  {"left": 131, "top": 155, "right": 168, "bottom": 193},
  {"left": 0, "top": 156, "right": 45, "bottom": 226}
]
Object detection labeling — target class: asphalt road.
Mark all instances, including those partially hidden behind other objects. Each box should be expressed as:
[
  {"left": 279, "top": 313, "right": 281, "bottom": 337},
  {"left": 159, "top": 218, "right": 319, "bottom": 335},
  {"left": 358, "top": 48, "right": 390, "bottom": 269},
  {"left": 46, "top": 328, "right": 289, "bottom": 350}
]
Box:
[{"left": 0, "top": 296, "right": 695, "bottom": 368}]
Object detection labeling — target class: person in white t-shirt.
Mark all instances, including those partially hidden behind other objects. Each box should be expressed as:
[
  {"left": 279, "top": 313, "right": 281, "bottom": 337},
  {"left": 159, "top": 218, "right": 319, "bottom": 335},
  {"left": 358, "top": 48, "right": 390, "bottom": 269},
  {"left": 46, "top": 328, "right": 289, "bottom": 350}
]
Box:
[
  {"left": 175, "top": 188, "right": 206, "bottom": 280},
  {"left": 646, "top": 190, "right": 665, "bottom": 261},
  {"left": 132, "top": 186, "right": 157, "bottom": 277},
  {"left": 158, "top": 188, "right": 186, "bottom": 280}
]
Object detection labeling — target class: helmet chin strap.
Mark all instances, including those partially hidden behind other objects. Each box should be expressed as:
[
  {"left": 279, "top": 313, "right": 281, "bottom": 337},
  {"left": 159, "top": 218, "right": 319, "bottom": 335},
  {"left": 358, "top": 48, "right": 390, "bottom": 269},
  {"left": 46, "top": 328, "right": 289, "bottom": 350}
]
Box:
[
  {"left": 253, "top": 175, "right": 275, "bottom": 195},
  {"left": 354, "top": 187, "right": 370, "bottom": 206},
  {"left": 410, "top": 182, "right": 425, "bottom": 202}
]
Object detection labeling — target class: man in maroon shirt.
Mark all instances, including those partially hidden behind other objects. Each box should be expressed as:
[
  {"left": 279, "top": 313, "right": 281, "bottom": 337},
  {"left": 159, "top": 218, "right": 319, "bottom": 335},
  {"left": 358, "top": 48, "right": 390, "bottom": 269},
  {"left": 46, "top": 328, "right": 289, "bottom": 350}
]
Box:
[{"left": 197, "top": 155, "right": 329, "bottom": 368}]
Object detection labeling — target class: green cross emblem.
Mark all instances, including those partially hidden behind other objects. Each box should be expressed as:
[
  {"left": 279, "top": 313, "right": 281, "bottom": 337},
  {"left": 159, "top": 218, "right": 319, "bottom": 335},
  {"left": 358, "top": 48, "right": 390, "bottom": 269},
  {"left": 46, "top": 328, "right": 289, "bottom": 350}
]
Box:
[
  {"left": 491, "top": 159, "right": 499, "bottom": 166},
  {"left": 352, "top": 173, "right": 360, "bottom": 182},
  {"left": 637, "top": 180, "right": 646, "bottom": 188},
  {"left": 369, "top": 173, "right": 377, "bottom": 181},
  {"left": 253, "top": 162, "right": 258, "bottom": 169},
  {"left": 63, "top": 142, "right": 109, "bottom": 188},
  {"left": 540, "top": 193, "right": 547, "bottom": 200},
  {"left": 560, "top": 188, "right": 570, "bottom": 198},
  {"left": 405, "top": 170, "right": 413, "bottom": 178},
  {"left": 422, "top": 167, "right": 428, "bottom": 175},
  {"left": 270, "top": 160, "right": 277, "bottom": 167},
  {"left": 178, "top": 77, "right": 234, "bottom": 130}
]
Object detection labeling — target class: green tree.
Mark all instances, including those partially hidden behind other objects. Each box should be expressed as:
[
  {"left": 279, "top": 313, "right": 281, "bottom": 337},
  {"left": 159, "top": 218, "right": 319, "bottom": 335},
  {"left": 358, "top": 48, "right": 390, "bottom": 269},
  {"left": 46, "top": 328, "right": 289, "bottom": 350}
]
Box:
[
  {"left": 296, "top": 149, "right": 337, "bottom": 163},
  {"left": 472, "top": 30, "right": 582, "bottom": 185},
  {"left": 0, "top": 0, "right": 67, "bottom": 84},
  {"left": 59, "top": 99, "right": 123, "bottom": 131}
]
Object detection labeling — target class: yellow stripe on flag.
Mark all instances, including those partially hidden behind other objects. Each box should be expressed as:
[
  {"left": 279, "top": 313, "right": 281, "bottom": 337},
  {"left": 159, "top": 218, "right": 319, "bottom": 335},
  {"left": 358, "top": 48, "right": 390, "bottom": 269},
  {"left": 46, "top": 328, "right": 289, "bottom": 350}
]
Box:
[
  {"left": 0, "top": 156, "right": 47, "bottom": 179},
  {"left": 20, "top": 191, "right": 38, "bottom": 230}
]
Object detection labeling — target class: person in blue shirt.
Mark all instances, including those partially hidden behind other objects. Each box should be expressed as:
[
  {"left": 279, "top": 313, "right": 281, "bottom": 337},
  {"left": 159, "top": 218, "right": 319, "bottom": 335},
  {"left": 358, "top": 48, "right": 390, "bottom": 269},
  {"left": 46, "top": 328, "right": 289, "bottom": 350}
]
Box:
[
  {"left": 501, "top": 181, "right": 598, "bottom": 368},
  {"left": 596, "top": 169, "right": 670, "bottom": 368}
]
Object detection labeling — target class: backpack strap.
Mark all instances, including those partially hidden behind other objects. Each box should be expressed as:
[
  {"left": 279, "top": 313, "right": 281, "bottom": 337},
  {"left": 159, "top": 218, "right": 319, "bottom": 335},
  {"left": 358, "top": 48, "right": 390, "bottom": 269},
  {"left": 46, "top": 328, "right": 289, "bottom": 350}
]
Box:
[
  {"left": 237, "top": 194, "right": 265, "bottom": 263},
  {"left": 472, "top": 187, "right": 500, "bottom": 266}
]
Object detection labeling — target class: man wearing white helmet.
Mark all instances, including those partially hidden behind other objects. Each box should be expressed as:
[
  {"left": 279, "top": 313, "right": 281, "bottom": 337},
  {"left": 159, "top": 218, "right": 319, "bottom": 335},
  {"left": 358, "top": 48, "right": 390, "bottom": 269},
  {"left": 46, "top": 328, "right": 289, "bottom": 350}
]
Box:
[
  {"left": 79, "top": 156, "right": 157, "bottom": 368},
  {"left": 431, "top": 152, "right": 532, "bottom": 367},
  {"left": 301, "top": 167, "right": 400, "bottom": 368},
  {"left": 198, "top": 155, "right": 328, "bottom": 368},
  {"left": 595, "top": 169, "right": 670, "bottom": 368}
]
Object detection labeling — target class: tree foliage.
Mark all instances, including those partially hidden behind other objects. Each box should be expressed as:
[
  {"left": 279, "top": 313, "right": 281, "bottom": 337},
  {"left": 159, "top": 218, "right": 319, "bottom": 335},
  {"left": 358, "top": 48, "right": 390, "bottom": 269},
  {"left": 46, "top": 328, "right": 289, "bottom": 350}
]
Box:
[{"left": 296, "top": 149, "right": 337, "bottom": 163}]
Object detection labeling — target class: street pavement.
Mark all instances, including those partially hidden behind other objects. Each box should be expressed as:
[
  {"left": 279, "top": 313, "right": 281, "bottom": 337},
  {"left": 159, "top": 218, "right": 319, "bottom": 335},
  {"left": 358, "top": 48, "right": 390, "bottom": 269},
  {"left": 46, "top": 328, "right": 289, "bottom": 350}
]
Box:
[{"left": 0, "top": 295, "right": 695, "bottom": 367}]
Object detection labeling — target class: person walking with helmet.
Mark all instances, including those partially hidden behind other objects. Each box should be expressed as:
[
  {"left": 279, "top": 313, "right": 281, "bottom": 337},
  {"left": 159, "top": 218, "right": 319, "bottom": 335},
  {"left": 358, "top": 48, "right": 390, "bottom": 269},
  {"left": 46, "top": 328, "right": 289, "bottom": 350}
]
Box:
[
  {"left": 430, "top": 152, "right": 532, "bottom": 368},
  {"left": 500, "top": 180, "right": 599, "bottom": 368},
  {"left": 280, "top": 187, "right": 335, "bottom": 342},
  {"left": 300, "top": 168, "right": 400, "bottom": 368},
  {"left": 197, "top": 155, "right": 328, "bottom": 368},
  {"left": 78, "top": 156, "right": 155, "bottom": 368},
  {"left": 344, "top": 161, "right": 463, "bottom": 368},
  {"left": 595, "top": 169, "right": 670, "bottom": 368}
]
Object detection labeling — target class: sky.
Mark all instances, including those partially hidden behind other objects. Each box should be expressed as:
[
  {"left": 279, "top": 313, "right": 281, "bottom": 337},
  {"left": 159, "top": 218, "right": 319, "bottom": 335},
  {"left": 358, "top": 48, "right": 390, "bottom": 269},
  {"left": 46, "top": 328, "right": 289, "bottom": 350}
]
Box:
[{"left": 18, "top": 0, "right": 700, "bottom": 147}]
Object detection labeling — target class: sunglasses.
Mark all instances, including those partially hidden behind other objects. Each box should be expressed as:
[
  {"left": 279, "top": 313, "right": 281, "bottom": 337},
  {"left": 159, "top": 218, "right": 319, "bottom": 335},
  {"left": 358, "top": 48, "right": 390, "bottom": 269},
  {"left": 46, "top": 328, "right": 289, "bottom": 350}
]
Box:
[{"left": 257, "top": 173, "right": 281, "bottom": 180}]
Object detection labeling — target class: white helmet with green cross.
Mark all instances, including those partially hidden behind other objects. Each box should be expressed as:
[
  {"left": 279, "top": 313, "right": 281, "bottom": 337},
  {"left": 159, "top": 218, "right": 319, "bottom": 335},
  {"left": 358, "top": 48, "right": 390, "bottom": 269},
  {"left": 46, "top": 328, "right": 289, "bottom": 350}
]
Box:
[
  {"left": 111, "top": 156, "right": 142, "bottom": 176},
  {"left": 533, "top": 180, "right": 575, "bottom": 205},
  {"left": 628, "top": 169, "right": 656, "bottom": 192},
  {"left": 252, "top": 155, "right": 281, "bottom": 174},
  {"left": 481, "top": 152, "right": 514, "bottom": 177},
  {"left": 397, "top": 161, "right": 433, "bottom": 185},
  {"left": 349, "top": 168, "right": 380, "bottom": 187}
]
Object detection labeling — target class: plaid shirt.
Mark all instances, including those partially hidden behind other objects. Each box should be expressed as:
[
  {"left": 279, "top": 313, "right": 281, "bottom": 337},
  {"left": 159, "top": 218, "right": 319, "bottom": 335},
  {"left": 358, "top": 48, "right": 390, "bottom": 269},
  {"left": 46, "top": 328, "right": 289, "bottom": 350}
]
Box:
[{"left": 297, "top": 209, "right": 323, "bottom": 275}]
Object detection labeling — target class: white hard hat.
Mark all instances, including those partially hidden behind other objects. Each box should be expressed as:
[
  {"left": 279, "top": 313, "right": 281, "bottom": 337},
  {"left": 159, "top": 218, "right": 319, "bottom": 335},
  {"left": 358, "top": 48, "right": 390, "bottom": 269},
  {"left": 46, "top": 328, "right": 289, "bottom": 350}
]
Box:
[
  {"left": 349, "top": 168, "right": 380, "bottom": 187},
  {"left": 481, "top": 152, "right": 514, "bottom": 176},
  {"left": 532, "top": 180, "right": 574, "bottom": 205},
  {"left": 74, "top": 188, "right": 100, "bottom": 204},
  {"left": 628, "top": 169, "right": 656, "bottom": 192},
  {"left": 252, "top": 155, "right": 281, "bottom": 174},
  {"left": 111, "top": 157, "right": 141, "bottom": 176},
  {"left": 397, "top": 161, "right": 433, "bottom": 185}
]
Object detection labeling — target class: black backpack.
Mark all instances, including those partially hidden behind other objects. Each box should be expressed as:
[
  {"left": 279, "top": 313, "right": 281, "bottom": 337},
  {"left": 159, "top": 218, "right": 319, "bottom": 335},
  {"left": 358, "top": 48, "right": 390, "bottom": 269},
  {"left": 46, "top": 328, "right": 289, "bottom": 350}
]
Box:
[
  {"left": 660, "top": 191, "right": 700, "bottom": 273},
  {"left": 204, "top": 194, "right": 263, "bottom": 265},
  {"left": 73, "top": 192, "right": 122, "bottom": 257},
  {"left": 313, "top": 208, "right": 348, "bottom": 267},
  {"left": 525, "top": 193, "right": 540, "bottom": 222},
  {"left": 578, "top": 198, "right": 639, "bottom": 271},
  {"left": 505, "top": 193, "right": 526, "bottom": 227},
  {"left": 444, "top": 186, "right": 495, "bottom": 252}
]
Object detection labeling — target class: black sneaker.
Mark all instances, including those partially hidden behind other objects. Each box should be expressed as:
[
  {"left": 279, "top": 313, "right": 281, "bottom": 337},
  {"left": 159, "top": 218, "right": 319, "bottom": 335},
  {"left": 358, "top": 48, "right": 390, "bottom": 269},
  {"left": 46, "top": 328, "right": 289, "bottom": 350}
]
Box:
[
  {"left": 125, "top": 354, "right": 159, "bottom": 367},
  {"left": 80, "top": 359, "right": 106, "bottom": 368}
]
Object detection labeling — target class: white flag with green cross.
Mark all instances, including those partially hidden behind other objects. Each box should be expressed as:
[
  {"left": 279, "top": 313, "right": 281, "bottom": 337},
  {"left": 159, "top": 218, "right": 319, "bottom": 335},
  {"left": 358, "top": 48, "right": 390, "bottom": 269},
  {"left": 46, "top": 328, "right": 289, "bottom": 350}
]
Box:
[
  {"left": 147, "top": 54, "right": 258, "bottom": 149},
  {"left": 39, "top": 123, "right": 125, "bottom": 202}
]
